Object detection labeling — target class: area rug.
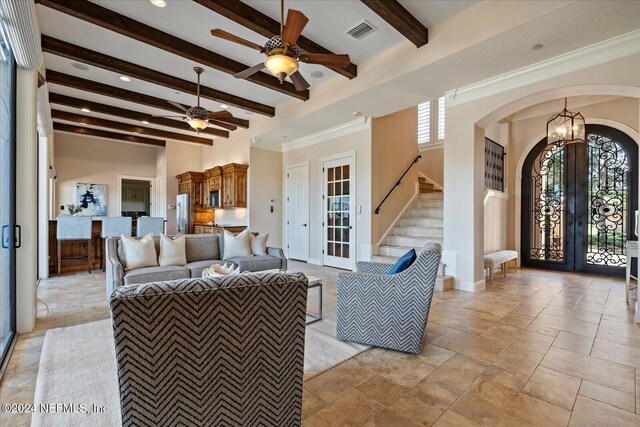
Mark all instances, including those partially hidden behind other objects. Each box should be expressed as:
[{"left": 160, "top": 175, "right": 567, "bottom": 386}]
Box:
[{"left": 32, "top": 316, "right": 367, "bottom": 426}]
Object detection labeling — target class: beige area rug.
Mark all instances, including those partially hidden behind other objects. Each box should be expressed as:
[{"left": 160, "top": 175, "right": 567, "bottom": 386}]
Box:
[{"left": 32, "top": 316, "right": 367, "bottom": 426}]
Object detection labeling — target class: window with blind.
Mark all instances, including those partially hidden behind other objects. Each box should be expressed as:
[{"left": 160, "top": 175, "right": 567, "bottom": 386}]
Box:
[{"left": 417, "top": 97, "right": 445, "bottom": 146}]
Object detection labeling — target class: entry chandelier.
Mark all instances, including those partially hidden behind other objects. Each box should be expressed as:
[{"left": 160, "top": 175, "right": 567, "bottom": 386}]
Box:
[{"left": 546, "top": 98, "right": 586, "bottom": 145}]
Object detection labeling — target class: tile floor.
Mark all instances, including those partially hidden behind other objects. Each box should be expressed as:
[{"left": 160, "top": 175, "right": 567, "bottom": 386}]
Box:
[{"left": 2, "top": 263, "right": 640, "bottom": 426}]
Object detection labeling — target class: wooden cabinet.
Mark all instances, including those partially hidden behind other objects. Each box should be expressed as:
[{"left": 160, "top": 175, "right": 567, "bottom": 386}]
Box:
[
  {"left": 194, "top": 225, "right": 247, "bottom": 235},
  {"left": 222, "top": 163, "right": 248, "bottom": 208},
  {"left": 203, "top": 166, "right": 223, "bottom": 208}
]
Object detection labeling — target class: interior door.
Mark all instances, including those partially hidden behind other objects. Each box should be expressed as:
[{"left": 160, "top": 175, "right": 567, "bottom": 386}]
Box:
[
  {"left": 323, "top": 156, "right": 355, "bottom": 270},
  {"left": 522, "top": 125, "right": 637, "bottom": 276},
  {"left": 286, "top": 163, "right": 309, "bottom": 261},
  {"left": 0, "top": 26, "right": 16, "bottom": 375}
]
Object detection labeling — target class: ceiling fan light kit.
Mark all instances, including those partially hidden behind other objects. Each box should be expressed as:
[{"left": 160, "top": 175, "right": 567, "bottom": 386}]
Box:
[
  {"left": 210, "top": 0, "right": 351, "bottom": 92},
  {"left": 153, "top": 66, "right": 236, "bottom": 134}
]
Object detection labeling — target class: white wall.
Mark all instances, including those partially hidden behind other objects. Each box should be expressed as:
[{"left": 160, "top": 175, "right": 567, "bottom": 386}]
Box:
[
  {"left": 54, "top": 132, "right": 159, "bottom": 217},
  {"left": 249, "top": 147, "right": 282, "bottom": 247},
  {"left": 282, "top": 127, "right": 372, "bottom": 265},
  {"left": 164, "top": 140, "right": 204, "bottom": 234}
]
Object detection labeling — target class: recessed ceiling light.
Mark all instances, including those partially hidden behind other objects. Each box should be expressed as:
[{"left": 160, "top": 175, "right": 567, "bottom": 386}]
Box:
[
  {"left": 150, "top": 0, "right": 166, "bottom": 7},
  {"left": 310, "top": 71, "right": 324, "bottom": 79},
  {"left": 141, "top": 120, "right": 150, "bottom": 124},
  {"left": 119, "top": 76, "right": 132, "bottom": 82},
  {"left": 174, "top": 91, "right": 181, "bottom": 95},
  {"left": 80, "top": 108, "right": 91, "bottom": 113},
  {"left": 532, "top": 43, "right": 543, "bottom": 50},
  {"left": 71, "top": 62, "right": 89, "bottom": 71},
  {"left": 244, "top": 111, "right": 254, "bottom": 115},
  {"left": 219, "top": 104, "right": 228, "bottom": 109}
]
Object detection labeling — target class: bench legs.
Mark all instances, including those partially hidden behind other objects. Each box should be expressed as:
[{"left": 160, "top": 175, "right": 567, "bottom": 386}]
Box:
[{"left": 485, "top": 258, "right": 518, "bottom": 285}]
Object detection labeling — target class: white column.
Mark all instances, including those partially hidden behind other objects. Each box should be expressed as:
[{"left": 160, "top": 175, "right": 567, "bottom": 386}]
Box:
[
  {"left": 38, "top": 133, "right": 50, "bottom": 279},
  {"left": 15, "top": 68, "right": 38, "bottom": 333},
  {"left": 443, "top": 107, "right": 486, "bottom": 292}
]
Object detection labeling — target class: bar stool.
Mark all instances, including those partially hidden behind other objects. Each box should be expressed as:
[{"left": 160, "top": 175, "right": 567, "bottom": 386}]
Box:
[
  {"left": 136, "top": 217, "right": 165, "bottom": 236},
  {"left": 100, "top": 217, "right": 132, "bottom": 270},
  {"left": 57, "top": 216, "right": 93, "bottom": 276}
]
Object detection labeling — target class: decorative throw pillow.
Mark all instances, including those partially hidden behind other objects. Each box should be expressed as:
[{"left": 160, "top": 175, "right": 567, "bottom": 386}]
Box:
[
  {"left": 222, "top": 229, "right": 252, "bottom": 260},
  {"left": 250, "top": 232, "right": 269, "bottom": 256},
  {"left": 121, "top": 233, "right": 158, "bottom": 270},
  {"left": 159, "top": 234, "right": 187, "bottom": 266},
  {"left": 388, "top": 249, "right": 416, "bottom": 274}
]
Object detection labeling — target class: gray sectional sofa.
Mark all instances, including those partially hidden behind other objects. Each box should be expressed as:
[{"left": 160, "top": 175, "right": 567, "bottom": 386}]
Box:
[{"left": 105, "top": 233, "right": 287, "bottom": 298}]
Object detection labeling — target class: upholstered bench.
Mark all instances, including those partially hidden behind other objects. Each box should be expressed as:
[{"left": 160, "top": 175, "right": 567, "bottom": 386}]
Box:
[{"left": 484, "top": 250, "right": 518, "bottom": 283}]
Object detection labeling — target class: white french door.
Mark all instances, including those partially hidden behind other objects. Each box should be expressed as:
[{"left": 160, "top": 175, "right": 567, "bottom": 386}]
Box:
[
  {"left": 286, "top": 163, "right": 309, "bottom": 261},
  {"left": 323, "top": 155, "right": 355, "bottom": 270}
]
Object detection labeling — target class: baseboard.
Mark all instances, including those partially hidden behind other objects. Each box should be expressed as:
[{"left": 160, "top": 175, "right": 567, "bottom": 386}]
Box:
[
  {"left": 454, "top": 278, "right": 486, "bottom": 292},
  {"left": 307, "top": 257, "right": 322, "bottom": 266}
]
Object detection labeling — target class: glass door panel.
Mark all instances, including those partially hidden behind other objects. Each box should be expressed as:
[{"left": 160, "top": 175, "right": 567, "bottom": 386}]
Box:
[
  {"left": 0, "top": 22, "right": 16, "bottom": 374},
  {"left": 323, "top": 157, "right": 354, "bottom": 269}
]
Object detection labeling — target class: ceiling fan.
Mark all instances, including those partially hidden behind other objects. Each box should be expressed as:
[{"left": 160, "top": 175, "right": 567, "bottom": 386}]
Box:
[
  {"left": 155, "top": 67, "right": 237, "bottom": 133},
  {"left": 210, "top": 0, "right": 351, "bottom": 91}
]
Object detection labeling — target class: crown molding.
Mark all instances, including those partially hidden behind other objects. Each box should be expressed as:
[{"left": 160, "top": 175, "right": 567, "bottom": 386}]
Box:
[{"left": 446, "top": 30, "right": 640, "bottom": 107}]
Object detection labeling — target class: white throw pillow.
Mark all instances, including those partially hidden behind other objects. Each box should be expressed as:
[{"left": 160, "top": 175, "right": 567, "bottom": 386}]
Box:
[
  {"left": 250, "top": 232, "right": 269, "bottom": 256},
  {"left": 121, "top": 233, "right": 158, "bottom": 270},
  {"left": 159, "top": 234, "right": 187, "bottom": 266},
  {"left": 223, "top": 229, "right": 252, "bottom": 260}
]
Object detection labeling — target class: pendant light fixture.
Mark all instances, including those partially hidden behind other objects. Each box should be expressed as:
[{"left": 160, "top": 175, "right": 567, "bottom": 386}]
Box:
[{"left": 546, "top": 97, "right": 586, "bottom": 145}]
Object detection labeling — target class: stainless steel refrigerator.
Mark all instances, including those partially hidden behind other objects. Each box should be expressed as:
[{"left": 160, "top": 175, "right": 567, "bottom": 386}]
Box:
[{"left": 176, "top": 194, "right": 190, "bottom": 234}]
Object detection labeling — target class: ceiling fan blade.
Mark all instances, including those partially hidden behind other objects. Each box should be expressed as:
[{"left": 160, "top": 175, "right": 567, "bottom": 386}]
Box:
[
  {"left": 300, "top": 53, "right": 351, "bottom": 68},
  {"left": 282, "top": 9, "right": 308, "bottom": 47},
  {"left": 209, "top": 120, "right": 238, "bottom": 131},
  {"left": 210, "top": 29, "right": 264, "bottom": 52},
  {"left": 152, "top": 115, "right": 187, "bottom": 119},
  {"left": 167, "top": 100, "right": 189, "bottom": 113},
  {"left": 206, "top": 110, "right": 233, "bottom": 120},
  {"left": 234, "top": 63, "right": 265, "bottom": 79},
  {"left": 289, "top": 71, "right": 310, "bottom": 92}
]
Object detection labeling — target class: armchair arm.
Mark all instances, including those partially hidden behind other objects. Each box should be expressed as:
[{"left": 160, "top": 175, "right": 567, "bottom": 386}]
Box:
[
  {"left": 105, "top": 238, "right": 124, "bottom": 300},
  {"left": 356, "top": 261, "right": 393, "bottom": 275},
  {"left": 267, "top": 246, "right": 287, "bottom": 271}
]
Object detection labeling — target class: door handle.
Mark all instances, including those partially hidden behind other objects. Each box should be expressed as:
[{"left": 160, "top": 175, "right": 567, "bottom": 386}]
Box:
[
  {"left": 1, "top": 225, "right": 8, "bottom": 249},
  {"left": 349, "top": 226, "right": 353, "bottom": 230},
  {"left": 14, "top": 225, "right": 21, "bottom": 248},
  {"left": 302, "top": 224, "right": 307, "bottom": 227},
  {"left": 567, "top": 213, "right": 574, "bottom": 226}
]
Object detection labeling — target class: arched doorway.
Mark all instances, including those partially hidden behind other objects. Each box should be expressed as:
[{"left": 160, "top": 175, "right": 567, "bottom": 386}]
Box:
[{"left": 522, "top": 125, "right": 638, "bottom": 276}]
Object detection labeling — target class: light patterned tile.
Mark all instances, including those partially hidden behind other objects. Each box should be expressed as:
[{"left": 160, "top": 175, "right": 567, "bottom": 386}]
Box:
[
  {"left": 570, "top": 396, "right": 640, "bottom": 426},
  {"left": 523, "top": 366, "right": 580, "bottom": 411},
  {"left": 579, "top": 380, "right": 636, "bottom": 413}
]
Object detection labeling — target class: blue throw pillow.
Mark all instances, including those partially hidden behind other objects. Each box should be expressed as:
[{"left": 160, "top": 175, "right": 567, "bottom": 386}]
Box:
[{"left": 389, "top": 249, "right": 416, "bottom": 274}]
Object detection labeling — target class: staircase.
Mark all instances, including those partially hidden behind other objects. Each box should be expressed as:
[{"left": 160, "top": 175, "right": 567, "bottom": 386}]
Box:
[{"left": 373, "top": 177, "right": 454, "bottom": 291}]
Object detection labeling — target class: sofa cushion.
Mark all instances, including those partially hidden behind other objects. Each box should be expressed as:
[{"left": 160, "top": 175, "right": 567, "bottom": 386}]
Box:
[
  {"left": 185, "top": 234, "right": 221, "bottom": 263},
  {"left": 228, "top": 255, "right": 282, "bottom": 272},
  {"left": 184, "top": 260, "right": 223, "bottom": 278},
  {"left": 118, "top": 236, "right": 160, "bottom": 267},
  {"left": 120, "top": 234, "right": 158, "bottom": 270},
  {"left": 159, "top": 234, "right": 187, "bottom": 266},
  {"left": 389, "top": 249, "right": 416, "bottom": 274},
  {"left": 250, "top": 233, "right": 269, "bottom": 256},
  {"left": 123, "top": 265, "right": 190, "bottom": 286},
  {"left": 223, "top": 230, "right": 252, "bottom": 260}
]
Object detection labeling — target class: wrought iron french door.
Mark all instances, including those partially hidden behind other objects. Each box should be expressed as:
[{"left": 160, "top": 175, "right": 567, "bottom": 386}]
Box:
[{"left": 522, "top": 125, "right": 638, "bottom": 276}]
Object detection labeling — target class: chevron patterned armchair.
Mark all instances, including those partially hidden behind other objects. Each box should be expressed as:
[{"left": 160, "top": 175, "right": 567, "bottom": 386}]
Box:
[
  {"left": 110, "top": 272, "right": 308, "bottom": 427},
  {"left": 336, "top": 243, "right": 441, "bottom": 354}
]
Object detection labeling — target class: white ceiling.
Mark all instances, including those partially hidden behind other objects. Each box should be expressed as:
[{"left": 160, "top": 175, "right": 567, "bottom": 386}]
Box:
[
  {"left": 38, "top": 0, "right": 478, "bottom": 140},
  {"left": 258, "top": 0, "right": 640, "bottom": 144}
]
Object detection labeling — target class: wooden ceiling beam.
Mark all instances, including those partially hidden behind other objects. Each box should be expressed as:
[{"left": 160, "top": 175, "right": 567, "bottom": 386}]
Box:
[
  {"left": 42, "top": 35, "right": 273, "bottom": 117},
  {"left": 52, "top": 109, "right": 213, "bottom": 145},
  {"left": 46, "top": 70, "right": 249, "bottom": 130},
  {"left": 49, "top": 93, "right": 230, "bottom": 138},
  {"left": 36, "top": 0, "right": 308, "bottom": 100},
  {"left": 53, "top": 122, "right": 166, "bottom": 147},
  {"left": 193, "top": 0, "right": 358, "bottom": 80},
  {"left": 360, "top": 0, "right": 428, "bottom": 48}
]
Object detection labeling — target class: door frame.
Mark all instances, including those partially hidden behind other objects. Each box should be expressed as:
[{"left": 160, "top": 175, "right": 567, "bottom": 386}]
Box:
[
  {"left": 117, "top": 175, "right": 155, "bottom": 218},
  {"left": 284, "top": 161, "right": 310, "bottom": 261},
  {"left": 521, "top": 124, "right": 638, "bottom": 276},
  {"left": 320, "top": 151, "right": 356, "bottom": 270}
]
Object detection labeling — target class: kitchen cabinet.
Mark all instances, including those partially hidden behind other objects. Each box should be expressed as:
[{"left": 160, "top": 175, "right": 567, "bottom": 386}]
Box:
[
  {"left": 203, "top": 166, "right": 223, "bottom": 207},
  {"left": 194, "top": 225, "right": 246, "bottom": 235},
  {"left": 222, "top": 163, "right": 248, "bottom": 208}
]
